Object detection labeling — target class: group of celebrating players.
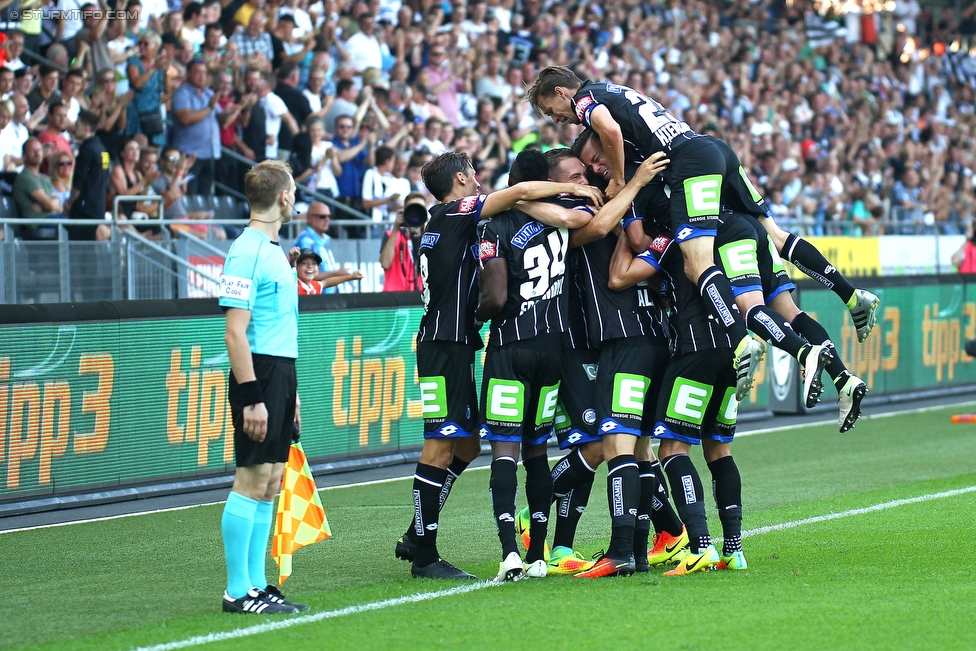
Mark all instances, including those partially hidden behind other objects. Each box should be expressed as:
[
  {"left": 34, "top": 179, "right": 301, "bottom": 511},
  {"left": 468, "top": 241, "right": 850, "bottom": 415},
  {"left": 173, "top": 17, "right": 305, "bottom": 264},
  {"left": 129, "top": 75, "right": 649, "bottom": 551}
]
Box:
[{"left": 393, "top": 66, "right": 880, "bottom": 582}]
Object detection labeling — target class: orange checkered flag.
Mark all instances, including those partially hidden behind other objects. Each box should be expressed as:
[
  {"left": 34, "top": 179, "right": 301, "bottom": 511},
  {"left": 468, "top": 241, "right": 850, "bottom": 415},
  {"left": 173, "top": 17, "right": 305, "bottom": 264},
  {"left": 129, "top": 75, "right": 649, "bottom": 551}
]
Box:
[{"left": 272, "top": 442, "right": 332, "bottom": 584}]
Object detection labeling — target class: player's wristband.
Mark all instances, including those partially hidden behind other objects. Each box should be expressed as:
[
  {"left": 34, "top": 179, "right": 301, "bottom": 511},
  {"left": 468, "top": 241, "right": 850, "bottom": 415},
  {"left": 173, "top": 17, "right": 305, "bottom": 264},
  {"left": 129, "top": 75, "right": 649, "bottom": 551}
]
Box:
[{"left": 239, "top": 380, "right": 264, "bottom": 407}]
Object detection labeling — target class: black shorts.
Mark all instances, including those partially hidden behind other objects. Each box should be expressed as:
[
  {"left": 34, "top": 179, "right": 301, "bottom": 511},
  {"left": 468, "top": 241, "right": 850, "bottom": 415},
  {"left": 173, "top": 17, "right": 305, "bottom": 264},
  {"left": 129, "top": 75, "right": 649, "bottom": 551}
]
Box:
[
  {"left": 480, "top": 335, "right": 561, "bottom": 445},
  {"left": 229, "top": 354, "right": 297, "bottom": 467},
  {"left": 416, "top": 340, "right": 478, "bottom": 439},
  {"left": 666, "top": 138, "right": 727, "bottom": 242},
  {"left": 706, "top": 135, "right": 769, "bottom": 219},
  {"left": 653, "top": 350, "right": 737, "bottom": 444},
  {"left": 555, "top": 345, "right": 600, "bottom": 450},
  {"left": 716, "top": 213, "right": 795, "bottom": 301},
  {"left": 596, "top": 337, "right": 670, "bottom": 438}
]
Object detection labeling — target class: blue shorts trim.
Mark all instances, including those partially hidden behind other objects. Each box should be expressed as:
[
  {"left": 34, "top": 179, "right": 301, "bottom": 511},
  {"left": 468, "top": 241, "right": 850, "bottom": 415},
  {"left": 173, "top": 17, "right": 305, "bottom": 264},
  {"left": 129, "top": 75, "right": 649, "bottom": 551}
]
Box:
[
  {"left": 707, "top": 433, "right": 735, "bottom": 443},
  {"left": 480, "top": 424, "right": 552, "bottom": 446},
  {"left": 731, "top": 283, "right": 763, "bottom": 297},
  {"left": 557, "top": 428, "right": 602, "bottom": 450},
  {"left": 766, "top": 283, "right": 795, "bottom": 302},
  {"left": 423, "top": 422, "right": 473, "bottom": 439},
  {"left": 599, "top": 418, "right": 642, "bottom": 438},
  {"left": 674, "top": 226, "right": 718, "bottom": 243},
  {"left": 651, "top": 422, "right": 702, "bottom": 445}
]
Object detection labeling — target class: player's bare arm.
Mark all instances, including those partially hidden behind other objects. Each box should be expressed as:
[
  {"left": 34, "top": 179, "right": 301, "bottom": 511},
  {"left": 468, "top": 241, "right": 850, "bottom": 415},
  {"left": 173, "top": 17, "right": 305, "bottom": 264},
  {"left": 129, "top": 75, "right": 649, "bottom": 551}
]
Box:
[
  {"left": 476, "top": 258, "right": 508, "bottom": 321},
  {"left": 482, "top": 180, "right": 605, "bottom": 218},
  {"left": 608, "top": 231, "right": 657, "bottom": 290},
  {"left": 588, "top": 104, "right": 627, "bottom": 199},
  {"left": 571, "top": 152, "right": 669, "bottom": 247},
  {"left": 224, "top": 307, "right": 268, "bottom": 442}
]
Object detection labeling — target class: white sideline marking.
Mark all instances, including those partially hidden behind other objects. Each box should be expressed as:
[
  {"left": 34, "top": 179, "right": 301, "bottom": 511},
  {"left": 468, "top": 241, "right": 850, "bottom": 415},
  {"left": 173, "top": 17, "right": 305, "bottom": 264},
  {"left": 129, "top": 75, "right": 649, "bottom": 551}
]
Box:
[
  {"left": 125, "top": 484, "right": 976, "bottom": 651},
  {"left": 128, "top": 582, "right": 492, "bottom": 651},
  {"left": 740, "top": 485, "right": 976, "bottom": 539},
  {"left": 4, "top": 400, "right": 975, "bottom": 536}
]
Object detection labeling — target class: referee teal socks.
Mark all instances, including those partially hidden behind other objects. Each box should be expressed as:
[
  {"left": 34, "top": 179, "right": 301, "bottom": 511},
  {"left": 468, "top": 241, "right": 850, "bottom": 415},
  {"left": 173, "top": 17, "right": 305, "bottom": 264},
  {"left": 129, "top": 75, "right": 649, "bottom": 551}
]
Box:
[
  {"left": 248, "top": 500, "right": 275, "bottom": 590},
  {"left": 222, "top": 492, "right": 258, "bottom": 599}
]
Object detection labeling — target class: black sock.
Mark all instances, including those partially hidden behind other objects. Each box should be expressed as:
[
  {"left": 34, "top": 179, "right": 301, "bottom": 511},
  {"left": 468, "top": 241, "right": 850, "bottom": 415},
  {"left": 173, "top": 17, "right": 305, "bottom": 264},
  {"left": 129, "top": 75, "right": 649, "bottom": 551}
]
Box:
[
  {"left": 552, "top": 449, "right": 596, "bottom": 550},
  {"left": 523, "top": 455, "right": 553, "bottom": 564},
  {"left": 781, "top": 234, "right": 855, "bottom": 304},
  {"left": 438, "top": 456, "right": 471, "bottom": 511},
  {"left": 663, "top": 454, "right": 711, "bottom": 554},
  {"left": 490, "top": 457, "right": 520, "bottom": 560},
  {"left": 707, "top": 456, "right": 742, "bottom": 555},
  {"left": 649, "top": 460, "right": 684, "bottom": 537},
  {"left": 791, "top": 311, "right": 848, "bottom": 382},
  {"left": 606, "top": 454, "right": 639, "bottom": 560},
  {"left": 411, "top": 463, "right": 448, "bottom": 566},
  {"left": 745, "top": 304, "right": 808, "bottom": 359},
  {"left": 634, "top": 461, "right": 655, "bottom": 558},
  {"left": 698, "top": 266, "right": 748, "bottom": 344}
]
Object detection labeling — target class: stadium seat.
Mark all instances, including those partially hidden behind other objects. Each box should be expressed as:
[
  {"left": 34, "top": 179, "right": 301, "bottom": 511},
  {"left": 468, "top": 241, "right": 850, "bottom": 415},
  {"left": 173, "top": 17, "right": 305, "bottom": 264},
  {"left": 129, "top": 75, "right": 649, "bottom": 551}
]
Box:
[{"left": 184, "top": 195, "right": 207, "bottom": 213}]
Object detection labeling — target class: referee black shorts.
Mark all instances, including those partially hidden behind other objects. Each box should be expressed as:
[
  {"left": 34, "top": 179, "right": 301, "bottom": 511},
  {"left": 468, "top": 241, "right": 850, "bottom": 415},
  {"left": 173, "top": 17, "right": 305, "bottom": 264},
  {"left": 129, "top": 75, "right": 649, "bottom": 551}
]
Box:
[
  {"left": 417, "top": 340, "right": 479, "bottom": 439},
  {"left": 652, "top": 349, "right": 737, "bottom": 444},
  {"left": 596, "top": 337, "right": 670, "bottom": 438},
  {"left": 229, "top": 354, "right": 297, "bottom": 468}
]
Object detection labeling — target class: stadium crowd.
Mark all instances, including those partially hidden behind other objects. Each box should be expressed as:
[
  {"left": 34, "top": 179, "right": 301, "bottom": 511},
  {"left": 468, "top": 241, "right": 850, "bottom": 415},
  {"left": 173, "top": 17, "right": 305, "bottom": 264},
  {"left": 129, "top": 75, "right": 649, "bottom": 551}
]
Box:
[{"left": 0, "top": 0, "right": 973, "bottom": 241}]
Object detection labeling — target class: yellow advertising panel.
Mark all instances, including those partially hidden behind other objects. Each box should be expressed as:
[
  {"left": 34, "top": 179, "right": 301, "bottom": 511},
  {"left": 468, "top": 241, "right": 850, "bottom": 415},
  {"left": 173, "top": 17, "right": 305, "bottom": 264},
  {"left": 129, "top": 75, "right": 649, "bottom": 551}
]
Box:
[{"left": 785, "top": 237, "right": 881, "bottom": 279}]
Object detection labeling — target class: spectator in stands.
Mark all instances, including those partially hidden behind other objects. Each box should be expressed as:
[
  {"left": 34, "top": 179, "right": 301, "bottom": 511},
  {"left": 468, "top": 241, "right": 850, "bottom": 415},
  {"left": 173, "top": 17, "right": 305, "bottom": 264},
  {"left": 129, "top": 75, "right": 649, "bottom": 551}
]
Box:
[
  {"left": 181, "top": 2, "right": 206, "bottom": 50},
  {"left": 171, "top": 59, "right": 222, "bottom": 194},
  {"left": 303, "top": 65, "right": 332, "bottom": 118},
  {"left": 231, "top": 11, "right": 274, "bottom": 68},
  {"left": 37, "top": 102, "right": 72, "bottom": 170},
  {"left": 343, "top": 12, "right": 383, "bottom": 77},
  {"left": 0, "top": 67, "right": 13, "bottom": 100},
  {"left": 891, "top": 168, "right": 929, "bottom": 232},
  {"left": 65, "top": 110, "right": 110, "bottom": 240},
  {"left": 126, "top": 30, "right": 168, "bottom": 147},
  {"left": 49, "top": 150, "right": 73, "bottom": 210},
  {"left": 0, "top": 99, "right": 20, "bottom": 173},
  {"left": 323, "top": 78, "right": 358, "bottom": 134},
  {"left": 953, "top": 221, "right": 976, "bottom": 273},
  {"left": 11, "top": 68, "right": 31, "bottom": 98},
  {"left": 291, "top": 120, "right": 339, "bottom": 202},
  {"left": 153, "top": 145, "right": 226, "bottom": 239},
  {"left": 273, "top": 60, "right": 311, "bottom": 160},
  {"left": 111, "top": 136, "right": 160, "bottom": 238},
  {"left": 78, "top": 0, "right": 128, "bottom": 78},
  {"left": 259, "top": 70, "right": 297, "bottom": 160},
  {"left": 332, "top": 113, "right": 374, "bottom": 226},
  {"left": 236, "top": 67, "right": 265, "bottom": 164},
  {"left": 269, "top": 14, "right": 314, "bottom": 72},
  {"left": 60, "top": 69, "right": 86, "bottom": 126},
  {"left": 294, "top": 202, "right": 363, "bottom": 293},
  {"left": 421, "top": 42, "right": 469, "bottom": 127},
  {"left": 379, "top": 191, "right": 424, "bottom": 292},
  {"left": 361, "top": 145, "right": 400, "bottom": 231},
  {"left": 13, "top": 138, "right": 64, "bottom": 239},
  {"left": 27, "top": 65, "right": 61, "bottom": 112},
  {"left": 295, "top": 248, "right": 325, "bottom": 295},
  {"left": 417, "top": 117, "right": 446, "bottom": 155},
  {"left": 89, "top": 69, "right": 132, "bottom": 159}
]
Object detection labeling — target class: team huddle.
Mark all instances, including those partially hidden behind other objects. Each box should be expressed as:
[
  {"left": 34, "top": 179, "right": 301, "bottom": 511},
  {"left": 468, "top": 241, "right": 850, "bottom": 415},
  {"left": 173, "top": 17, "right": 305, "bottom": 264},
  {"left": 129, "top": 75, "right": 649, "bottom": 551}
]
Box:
[{"left": 394, "top": 66, "right": 880, "bottom": 582}]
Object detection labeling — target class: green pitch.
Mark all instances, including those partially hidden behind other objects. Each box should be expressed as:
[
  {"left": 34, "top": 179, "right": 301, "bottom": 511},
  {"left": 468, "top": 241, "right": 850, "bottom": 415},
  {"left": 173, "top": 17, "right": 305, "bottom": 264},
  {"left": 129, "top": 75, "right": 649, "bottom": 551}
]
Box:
[{"left": 3, "top": 405, "right": 976, "bottom": 651}]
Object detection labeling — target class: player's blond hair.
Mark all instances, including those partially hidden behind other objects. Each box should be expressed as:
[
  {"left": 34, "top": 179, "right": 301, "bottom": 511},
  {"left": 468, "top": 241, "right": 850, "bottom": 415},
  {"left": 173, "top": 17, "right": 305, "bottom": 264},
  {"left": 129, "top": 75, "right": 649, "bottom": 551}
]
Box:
[{"left": 244, "top": 159, "right": 293, "bottom": 212}]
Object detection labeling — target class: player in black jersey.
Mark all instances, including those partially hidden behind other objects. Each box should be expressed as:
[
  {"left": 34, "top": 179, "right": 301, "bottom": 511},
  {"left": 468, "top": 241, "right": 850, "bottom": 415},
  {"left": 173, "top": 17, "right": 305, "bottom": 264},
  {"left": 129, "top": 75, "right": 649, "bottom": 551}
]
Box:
[
  {"left": 394, "top": 151, "right": 604, "bottom": 580},
  {"left": 527, "top": 67, "right": 767, "bottom": 403},
  {"left": 704, "top": 135, "right": 880, "bottom": 344},
  {"left": 475, "top": 150, "right": 574, "bottom": 582}
]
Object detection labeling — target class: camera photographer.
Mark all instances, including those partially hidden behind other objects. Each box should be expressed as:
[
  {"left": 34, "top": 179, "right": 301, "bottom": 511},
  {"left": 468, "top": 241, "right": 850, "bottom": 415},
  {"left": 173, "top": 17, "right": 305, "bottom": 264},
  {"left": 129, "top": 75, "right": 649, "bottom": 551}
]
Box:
[
  {"left": 380, "top": 191, "right": 426, "bottom": 292},
  {"left": 952, "top": 220, "right": 976, "bottom": 274}
]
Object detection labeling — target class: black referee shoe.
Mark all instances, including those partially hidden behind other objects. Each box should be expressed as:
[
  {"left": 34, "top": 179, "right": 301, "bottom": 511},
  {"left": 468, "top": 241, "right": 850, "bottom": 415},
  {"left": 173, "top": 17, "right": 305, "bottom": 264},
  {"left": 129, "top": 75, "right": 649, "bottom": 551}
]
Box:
[
  {"left": 411, "top": 559, "right": 478, "bottom": 580},
  {"left": 222, "top": 589, "right": 299, "bottom": 614},
  {"left": 262, "top": 585, "right": 309, "bottom": 612}
]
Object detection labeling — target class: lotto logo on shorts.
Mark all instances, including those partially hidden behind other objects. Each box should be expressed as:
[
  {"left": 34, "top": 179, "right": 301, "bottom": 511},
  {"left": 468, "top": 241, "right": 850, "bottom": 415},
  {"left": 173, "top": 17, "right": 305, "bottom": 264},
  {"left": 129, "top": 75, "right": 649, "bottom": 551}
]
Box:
[
  {"left": 612, "top": 373, "right": 650, "bottom": 416},
  {"left": 486, "top": 379, "right": 525, "bottom": 423},
  {"left": 666, "top": 378, "right": 714, "bottom": 426},
  {"left": 683, "top": 174, "right": 722, "bottom": 218},
  {"left": 535, "top": 383, "right": 561, "bottom": 426},
  {"left": 719, "top": 240, "right": 760, "bottom": 278},
  {"left": 418, "top": 376, "right": 448, "bottom": 419}
]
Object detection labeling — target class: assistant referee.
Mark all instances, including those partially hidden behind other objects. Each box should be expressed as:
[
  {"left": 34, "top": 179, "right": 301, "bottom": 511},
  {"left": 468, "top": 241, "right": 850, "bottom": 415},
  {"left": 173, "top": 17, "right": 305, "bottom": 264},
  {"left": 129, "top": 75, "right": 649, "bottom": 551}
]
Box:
[{"left": 218, "top": 160, "right": 307, "bottom": 615}]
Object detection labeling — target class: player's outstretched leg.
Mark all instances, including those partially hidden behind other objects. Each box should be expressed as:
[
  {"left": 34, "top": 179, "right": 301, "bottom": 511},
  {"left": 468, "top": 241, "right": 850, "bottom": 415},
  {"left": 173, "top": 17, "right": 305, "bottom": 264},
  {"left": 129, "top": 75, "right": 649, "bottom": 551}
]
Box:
[
  {"left": 547, "top": 446, "right": 598, "bottom": 574},
  {"left": 778, "top": 232, "right": 879, "bottom": 342}
]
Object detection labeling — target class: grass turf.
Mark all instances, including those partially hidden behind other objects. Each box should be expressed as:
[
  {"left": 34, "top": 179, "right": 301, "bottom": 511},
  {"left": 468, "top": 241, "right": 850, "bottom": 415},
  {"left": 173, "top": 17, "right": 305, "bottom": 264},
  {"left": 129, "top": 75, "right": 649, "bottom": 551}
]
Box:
[{"left": 3, "top": 405, "right": 976, "bottom": 651}]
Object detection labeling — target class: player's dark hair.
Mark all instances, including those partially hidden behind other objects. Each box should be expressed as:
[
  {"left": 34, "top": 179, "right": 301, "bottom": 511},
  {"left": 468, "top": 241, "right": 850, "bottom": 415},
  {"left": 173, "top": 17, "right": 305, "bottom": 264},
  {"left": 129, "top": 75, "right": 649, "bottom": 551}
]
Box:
[
  {"left": 526, "top": 66, "right": 582, "bottom": 112},
  {"left": 543, "top": 147, "right": 578, "bottom": 173},
  {"left": 570, "top": 128, "right": 599, "bottom": 158},
  {"left": 508, "top": 149, "right": 548, "bottom": 185},
  {"left": 422, "top": 151, "right": 473, "bottom": 202}
]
